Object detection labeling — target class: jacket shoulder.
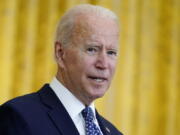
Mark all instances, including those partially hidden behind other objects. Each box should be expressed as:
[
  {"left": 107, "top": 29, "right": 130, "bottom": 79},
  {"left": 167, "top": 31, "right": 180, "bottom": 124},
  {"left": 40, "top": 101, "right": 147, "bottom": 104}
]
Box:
[
  {"left": 0, "top": 84, "right": 51, "bottom": 115},
  {"left": 0, "top": 84, "right": 51, "bottom": 109},
  {"left": 1, "top": 91, "right": 38, "bottom": 109}
]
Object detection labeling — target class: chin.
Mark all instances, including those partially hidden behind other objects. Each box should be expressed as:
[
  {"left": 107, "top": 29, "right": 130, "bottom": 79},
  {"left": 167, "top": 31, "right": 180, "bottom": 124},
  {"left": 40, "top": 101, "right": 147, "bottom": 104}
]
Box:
[
  {"left": 89, "top": 89, "right": 107, "bottom": 99},
  {"left": 85, "top": 84, "right": 108, "bottom": 99},
  {"left": 84, "top": 92, "right": 105, "bottom": 105}
]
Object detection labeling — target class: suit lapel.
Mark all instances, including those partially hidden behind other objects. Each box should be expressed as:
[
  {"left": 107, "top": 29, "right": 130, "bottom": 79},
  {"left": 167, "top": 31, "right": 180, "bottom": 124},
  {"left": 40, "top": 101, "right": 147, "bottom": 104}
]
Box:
[
  {"left": 48, "top": 106, "right": 79, "bottom": 135},
  {"left": 96, "top": 110, "right": 111, "bottom": 135},
  {"left": 38, "top": 84, "right": 79, "bottom": 135}
]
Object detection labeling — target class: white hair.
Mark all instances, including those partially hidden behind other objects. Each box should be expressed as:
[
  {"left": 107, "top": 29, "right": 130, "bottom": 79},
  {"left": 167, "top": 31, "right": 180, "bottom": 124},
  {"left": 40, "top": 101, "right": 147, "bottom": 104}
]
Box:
[{"left": 55, "top": 4, "right": 118, "bottom": 46}]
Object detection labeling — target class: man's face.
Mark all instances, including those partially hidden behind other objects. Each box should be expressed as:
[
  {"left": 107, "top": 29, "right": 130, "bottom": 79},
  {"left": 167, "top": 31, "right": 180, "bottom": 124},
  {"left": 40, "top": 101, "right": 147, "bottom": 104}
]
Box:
[{"left": 56, "top": 15, "right": 119, "bottom": 105}]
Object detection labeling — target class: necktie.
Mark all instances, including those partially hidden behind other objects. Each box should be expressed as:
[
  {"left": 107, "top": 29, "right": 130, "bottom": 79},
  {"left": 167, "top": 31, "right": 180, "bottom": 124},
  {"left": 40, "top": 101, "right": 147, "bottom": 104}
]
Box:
[{"left": 82, "top": 107, "right": 102, "bottom": 135}]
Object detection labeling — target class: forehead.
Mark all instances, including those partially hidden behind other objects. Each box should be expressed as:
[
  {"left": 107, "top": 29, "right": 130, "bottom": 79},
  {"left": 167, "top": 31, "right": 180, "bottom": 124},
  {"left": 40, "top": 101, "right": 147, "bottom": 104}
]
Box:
[
  {"left": 74, "top": 14, "right": 118, "bottom": 34},
  {"left": 72, "top": 14, "right": 119, "bottom": 47}
]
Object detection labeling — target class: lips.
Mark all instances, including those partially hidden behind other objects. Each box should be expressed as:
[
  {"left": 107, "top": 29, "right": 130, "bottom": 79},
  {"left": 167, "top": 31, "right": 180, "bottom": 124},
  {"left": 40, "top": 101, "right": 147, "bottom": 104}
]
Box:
[{"left": 87, "top": 76, "right": 108, "bottom": 83}]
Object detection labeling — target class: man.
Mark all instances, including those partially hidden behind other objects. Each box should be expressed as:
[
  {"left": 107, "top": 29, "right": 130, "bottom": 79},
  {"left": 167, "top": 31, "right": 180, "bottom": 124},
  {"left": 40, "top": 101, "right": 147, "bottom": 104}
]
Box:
[{"left": 0, "top": 4, "right": 123, "bottom": 135}]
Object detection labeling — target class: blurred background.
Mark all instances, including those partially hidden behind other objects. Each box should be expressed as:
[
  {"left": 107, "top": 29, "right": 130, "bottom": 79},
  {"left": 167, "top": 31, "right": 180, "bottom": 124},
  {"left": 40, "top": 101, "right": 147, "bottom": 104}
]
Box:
[{"left": 0, "top": 0, "right": 179, "bottom": 135}]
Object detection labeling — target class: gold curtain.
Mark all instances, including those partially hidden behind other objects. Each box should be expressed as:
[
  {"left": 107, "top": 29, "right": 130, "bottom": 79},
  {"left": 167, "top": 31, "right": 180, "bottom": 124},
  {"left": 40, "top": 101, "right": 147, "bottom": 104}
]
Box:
[{"left": 0, "top": 0, "right": 179, "bottom": 135}]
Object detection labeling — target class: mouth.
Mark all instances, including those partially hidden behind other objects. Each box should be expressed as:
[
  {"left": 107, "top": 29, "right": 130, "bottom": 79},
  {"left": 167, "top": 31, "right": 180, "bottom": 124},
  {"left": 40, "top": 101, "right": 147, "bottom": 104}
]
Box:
[{"left": 87, "top": 76, "right": 108, "bottom": 83}]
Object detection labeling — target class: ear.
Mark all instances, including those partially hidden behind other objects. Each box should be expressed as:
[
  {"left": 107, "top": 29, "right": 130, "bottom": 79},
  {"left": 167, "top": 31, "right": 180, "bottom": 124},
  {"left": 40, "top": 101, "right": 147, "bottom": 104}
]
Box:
[{"left": 55, "top": 41, "right": 66, "bottom": 68}]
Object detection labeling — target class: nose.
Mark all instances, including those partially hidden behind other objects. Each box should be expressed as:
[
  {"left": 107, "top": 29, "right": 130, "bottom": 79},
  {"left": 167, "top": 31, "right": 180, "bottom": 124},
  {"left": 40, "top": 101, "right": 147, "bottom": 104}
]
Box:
[{"left": 95, "top": 51, "right": 108, "bottom": 70}]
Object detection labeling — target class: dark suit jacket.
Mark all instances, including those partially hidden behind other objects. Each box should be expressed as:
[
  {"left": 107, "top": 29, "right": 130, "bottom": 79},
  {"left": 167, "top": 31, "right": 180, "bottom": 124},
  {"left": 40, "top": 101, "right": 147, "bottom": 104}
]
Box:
[{"left": 0, "top": 84, "right": 123, "bottom": 135}]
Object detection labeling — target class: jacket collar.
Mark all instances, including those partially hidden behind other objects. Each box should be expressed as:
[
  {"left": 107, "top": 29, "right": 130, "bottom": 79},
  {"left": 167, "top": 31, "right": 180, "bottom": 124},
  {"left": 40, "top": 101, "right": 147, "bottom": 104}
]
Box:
[
  {"left": 38, "top": 84, "right": 79, "bottom": 135},
  {"left": 96, "top": 110, "right": 111, "bottom": 135},
  {"left": 38, "top": 84, "right": 114, "bottom": 135}
]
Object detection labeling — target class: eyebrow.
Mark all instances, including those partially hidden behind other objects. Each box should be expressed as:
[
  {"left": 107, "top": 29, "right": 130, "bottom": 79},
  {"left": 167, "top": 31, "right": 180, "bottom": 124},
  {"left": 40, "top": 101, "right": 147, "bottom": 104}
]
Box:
[
  {"left": 86, "top": 43, "right": 118, "bottom": 50},
  {"left": 85, "top": 43, "right": 102, "bottom": 48}
]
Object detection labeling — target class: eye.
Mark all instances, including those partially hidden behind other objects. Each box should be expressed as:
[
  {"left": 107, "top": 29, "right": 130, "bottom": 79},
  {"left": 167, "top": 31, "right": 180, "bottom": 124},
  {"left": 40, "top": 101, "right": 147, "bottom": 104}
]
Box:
[
  {"left": 107, "top": 50, "right": 117, "bottom": 57},
  {"left": 86, "top": 47, "right": 98, "bottom": 55}
]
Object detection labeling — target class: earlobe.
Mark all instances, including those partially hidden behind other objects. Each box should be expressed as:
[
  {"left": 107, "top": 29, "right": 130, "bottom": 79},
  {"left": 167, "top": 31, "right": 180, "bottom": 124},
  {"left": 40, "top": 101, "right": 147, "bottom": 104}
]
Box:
[{"left": 55, "top": 42, "right": 65, "bottom": 68}]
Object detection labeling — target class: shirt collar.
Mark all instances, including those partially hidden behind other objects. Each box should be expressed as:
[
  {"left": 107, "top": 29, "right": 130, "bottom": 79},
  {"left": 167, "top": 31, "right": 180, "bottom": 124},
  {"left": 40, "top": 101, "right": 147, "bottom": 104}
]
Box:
[{"left": 49, "top": 77, "right": 96, "bottom": 121}]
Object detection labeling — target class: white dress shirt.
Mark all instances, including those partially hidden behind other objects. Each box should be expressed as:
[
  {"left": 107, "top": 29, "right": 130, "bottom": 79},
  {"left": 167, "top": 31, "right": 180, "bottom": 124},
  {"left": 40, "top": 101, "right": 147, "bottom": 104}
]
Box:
[{"left": 49, "top": 77, "right": 103, "bottom": 135}]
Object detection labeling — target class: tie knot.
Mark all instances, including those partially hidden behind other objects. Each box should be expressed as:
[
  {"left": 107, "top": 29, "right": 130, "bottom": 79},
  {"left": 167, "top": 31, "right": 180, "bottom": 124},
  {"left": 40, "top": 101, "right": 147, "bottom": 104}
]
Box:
[
  {"left": 82, "top": 107, "right": 102, "bottom": 135},
  {"left": 82, "top": 107, "right": 94, "bottom": 122}
]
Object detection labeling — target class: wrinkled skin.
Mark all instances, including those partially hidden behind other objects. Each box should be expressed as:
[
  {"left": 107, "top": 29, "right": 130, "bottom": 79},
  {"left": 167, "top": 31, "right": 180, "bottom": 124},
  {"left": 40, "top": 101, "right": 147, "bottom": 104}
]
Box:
[{"left": 55, "top": 14, "right": 119, "bottom": 105}]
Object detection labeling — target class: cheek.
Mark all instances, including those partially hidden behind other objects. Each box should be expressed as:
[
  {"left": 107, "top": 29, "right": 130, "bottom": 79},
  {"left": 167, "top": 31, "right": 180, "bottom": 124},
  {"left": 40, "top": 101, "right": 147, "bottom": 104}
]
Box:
[
  {"left": 109, "top": 61, "right": 117, "bottom": 75},
  {"left": 65, "top": 51, "right": 83, "bottom": 69},
  {"left": 82, "top": 55, "right": 95, "bottom": 67},
  {"left": 71, "top": 57, "right": 89, "bottom": 76}
]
